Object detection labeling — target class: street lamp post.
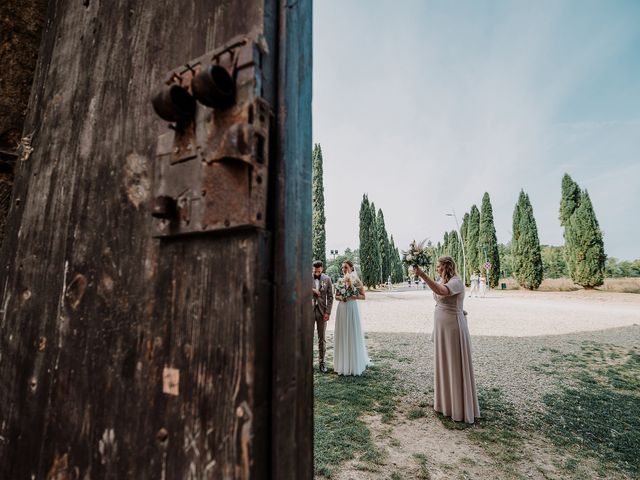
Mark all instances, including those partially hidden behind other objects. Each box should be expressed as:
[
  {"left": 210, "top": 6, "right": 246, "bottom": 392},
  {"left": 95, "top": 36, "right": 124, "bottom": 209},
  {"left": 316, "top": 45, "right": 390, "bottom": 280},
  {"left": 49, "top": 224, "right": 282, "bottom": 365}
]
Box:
[{"left": 445, "top": 211, "right": 467, "bottom": 285}]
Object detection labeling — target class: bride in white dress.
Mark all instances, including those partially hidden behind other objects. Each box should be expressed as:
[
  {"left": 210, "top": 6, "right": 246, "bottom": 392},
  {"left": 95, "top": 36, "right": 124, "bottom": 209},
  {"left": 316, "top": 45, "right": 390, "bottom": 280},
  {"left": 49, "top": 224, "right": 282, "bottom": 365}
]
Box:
[{"left": 333, "top": 261, "right": 372, "bottom": 376}]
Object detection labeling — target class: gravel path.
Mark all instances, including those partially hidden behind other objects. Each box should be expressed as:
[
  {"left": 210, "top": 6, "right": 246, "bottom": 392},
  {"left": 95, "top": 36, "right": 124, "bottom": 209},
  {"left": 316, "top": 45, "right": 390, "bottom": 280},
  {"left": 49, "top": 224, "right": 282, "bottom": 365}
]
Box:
[{"left": 327, "top": 288, "right": 640, "bottom": 336}]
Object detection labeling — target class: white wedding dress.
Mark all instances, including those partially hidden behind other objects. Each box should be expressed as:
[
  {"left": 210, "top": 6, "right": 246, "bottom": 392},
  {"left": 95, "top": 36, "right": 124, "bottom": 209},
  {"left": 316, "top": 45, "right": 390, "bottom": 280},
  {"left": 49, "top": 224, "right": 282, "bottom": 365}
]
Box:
[{"left": 333, "top": 278, "right": 371, "bottom": 375}]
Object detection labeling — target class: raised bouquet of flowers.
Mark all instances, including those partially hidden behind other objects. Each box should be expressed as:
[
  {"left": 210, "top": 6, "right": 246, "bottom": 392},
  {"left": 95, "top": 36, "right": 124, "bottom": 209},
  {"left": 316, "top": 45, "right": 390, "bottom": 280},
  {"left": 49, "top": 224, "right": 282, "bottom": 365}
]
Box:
[
  {"left": 336, "top": 274, "right": 362, "bottom": 301},
  {"left": 402, "top": 239, "right": 432, "bottom": 268}
]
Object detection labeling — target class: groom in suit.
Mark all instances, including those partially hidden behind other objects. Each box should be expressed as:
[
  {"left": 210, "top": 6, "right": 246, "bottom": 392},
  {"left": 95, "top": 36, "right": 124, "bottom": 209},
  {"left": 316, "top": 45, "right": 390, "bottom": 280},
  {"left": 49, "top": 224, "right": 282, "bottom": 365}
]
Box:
[{"left": 312, "top": 260, "right": 334, "bottom": 373}]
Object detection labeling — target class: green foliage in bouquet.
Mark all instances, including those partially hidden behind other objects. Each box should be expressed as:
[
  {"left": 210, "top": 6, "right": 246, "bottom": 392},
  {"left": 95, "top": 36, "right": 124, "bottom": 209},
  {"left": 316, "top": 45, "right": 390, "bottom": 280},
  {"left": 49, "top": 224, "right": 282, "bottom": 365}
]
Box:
[{"left": 401, "top": 239, "right": 432, "bottom": 269}]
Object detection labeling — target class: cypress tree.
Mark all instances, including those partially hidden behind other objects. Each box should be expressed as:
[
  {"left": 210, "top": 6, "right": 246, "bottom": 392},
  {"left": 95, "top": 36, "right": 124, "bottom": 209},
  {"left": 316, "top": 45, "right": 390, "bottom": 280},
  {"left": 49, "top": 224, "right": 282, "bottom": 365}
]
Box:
[
  {"left": 479, "top": 193, "right": 500, "bottom": 287},
  {"left": 460, "top": 213, "right": 470, "bottom": 285},
  {"left": 359, "top": 195, "right": 375, "bottom": 288},
  {"left": 512, "top": 190, "right": 543, "bottom": 289},
  {"left": 467, "top": 205, "right": 481, "bottom": 279},
  {"left": 559, "top": 174, "right": 581, "bottom": 227},
  {"left": 369, "top": 201, "right": 382, "bottom": 286},
  {"left": 566, "top": 191, "right": 606, "bottom": 287},
  {"left": 443, "top": 231, "right": 450, "bottom": 255},
  {"left": 449, "top": 230, "right": 463, "bottom": 278},
  {"left": 389, "top": 235, "right": 397, "bottom": 283},
  {"left": 377, "top": 209, "right": 391, "bottom": 284},
  {"left": 395, "top": 246, "right": 404, "bottom": 283},
  {"left": 426, "top": 241, "right": 436, "bottom": 278},
  {"left": 389, "top": 235, "right": 403, "bottom": 284},
  {"left": 512, "top": 193, "right": 523, "bottom": 278},
  {"left": 434, "top": 241, "right": 443, "bottom": 278},
  {"left": 312, "top": 144, "right": 327, "bottom": 266},
  {"left": 559, "top": 173, "right": 582, "bottom": 279}
]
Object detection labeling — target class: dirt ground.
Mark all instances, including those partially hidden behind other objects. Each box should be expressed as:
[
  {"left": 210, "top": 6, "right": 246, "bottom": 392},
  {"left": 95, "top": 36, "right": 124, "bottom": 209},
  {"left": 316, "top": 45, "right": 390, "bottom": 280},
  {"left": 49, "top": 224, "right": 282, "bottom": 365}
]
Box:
[{"left": 321, "top": 289, "right": 640, "bottom": 480}]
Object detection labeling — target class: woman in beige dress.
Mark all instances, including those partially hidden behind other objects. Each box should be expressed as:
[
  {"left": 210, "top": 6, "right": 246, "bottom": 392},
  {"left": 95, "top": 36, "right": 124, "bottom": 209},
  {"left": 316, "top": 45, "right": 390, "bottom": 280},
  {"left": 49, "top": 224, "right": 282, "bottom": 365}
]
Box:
[{"left": 414, "top": 256, "right": 480, "bottom": 424}]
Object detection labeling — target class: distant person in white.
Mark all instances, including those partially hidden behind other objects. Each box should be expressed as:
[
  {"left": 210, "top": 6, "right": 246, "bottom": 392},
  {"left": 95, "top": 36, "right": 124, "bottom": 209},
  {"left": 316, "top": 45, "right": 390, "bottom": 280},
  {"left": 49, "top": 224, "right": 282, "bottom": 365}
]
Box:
[
  {"left": 479, "top": 274, "right": 487, "bottom": 297},
  {"left": 469, "top": 272, "right": 479, "bottom": 298}
]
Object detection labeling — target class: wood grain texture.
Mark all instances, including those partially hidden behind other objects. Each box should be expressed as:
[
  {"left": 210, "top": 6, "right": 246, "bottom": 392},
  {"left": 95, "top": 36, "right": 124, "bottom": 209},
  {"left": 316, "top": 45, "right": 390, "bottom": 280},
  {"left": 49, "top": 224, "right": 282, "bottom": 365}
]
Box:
[
  {"left": 271, "top": 0, "right": 314, "bottom": 478},
  {"left": 0, "top": 0, "right": 312, "bottom": 478},
  {"left": 0, "top": 0, "right": 47, "bottom": 248}
]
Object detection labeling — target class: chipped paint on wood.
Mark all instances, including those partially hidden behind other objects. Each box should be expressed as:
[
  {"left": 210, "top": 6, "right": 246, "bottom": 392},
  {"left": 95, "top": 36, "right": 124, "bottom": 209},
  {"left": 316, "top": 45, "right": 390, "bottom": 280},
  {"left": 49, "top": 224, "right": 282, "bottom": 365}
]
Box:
[
  {"left": 162, "top": 366, "right": 180, "bottom": 396},
  {"left": 123, "top": 153, "right": 151, "bottom": 209}
]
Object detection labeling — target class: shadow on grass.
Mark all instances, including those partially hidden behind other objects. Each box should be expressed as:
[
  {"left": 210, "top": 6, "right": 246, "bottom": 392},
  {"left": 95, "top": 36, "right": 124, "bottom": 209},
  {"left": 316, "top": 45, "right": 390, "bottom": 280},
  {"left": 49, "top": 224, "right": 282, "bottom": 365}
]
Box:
[
  {"left": 437, "top": 386, "right": 524, "bottom": 465},
  {"left": 314, "top": 359, "right": 404, "bottom": 478},
  {"left": 541, "top": 342, "right": 640, "bottom": 476}
]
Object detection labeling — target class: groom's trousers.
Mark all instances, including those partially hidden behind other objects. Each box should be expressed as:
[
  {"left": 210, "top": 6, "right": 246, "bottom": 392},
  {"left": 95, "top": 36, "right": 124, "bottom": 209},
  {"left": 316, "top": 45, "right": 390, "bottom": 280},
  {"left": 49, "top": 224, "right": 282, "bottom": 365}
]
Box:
[{"left": 314, "top": 306, "right": 327, "bottom": 363}]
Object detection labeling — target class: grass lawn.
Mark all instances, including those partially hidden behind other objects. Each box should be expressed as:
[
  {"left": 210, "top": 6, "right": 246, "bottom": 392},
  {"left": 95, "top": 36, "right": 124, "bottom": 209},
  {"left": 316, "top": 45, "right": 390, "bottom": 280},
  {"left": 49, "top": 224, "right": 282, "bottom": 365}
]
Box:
[
  {"left": 314, "top": 339, "right": 640, "bottom": 479},
  {"left": 314, "top": 356, "right": 404, "bottom": 477}
]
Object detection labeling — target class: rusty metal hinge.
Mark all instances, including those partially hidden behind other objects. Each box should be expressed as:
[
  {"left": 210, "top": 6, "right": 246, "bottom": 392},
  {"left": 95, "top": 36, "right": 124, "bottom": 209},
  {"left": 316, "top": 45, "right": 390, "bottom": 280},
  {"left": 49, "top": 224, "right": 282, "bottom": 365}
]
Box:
[{"left": 150, "top": 34, "right": 272, "bottom": 237}]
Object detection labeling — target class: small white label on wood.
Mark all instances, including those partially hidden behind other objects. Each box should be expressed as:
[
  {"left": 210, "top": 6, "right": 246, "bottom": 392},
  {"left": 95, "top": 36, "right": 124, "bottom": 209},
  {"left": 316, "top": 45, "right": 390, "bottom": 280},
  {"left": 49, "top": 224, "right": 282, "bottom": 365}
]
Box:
[{"left": 163, "top": 367, "right": 180, "bottom": 396}]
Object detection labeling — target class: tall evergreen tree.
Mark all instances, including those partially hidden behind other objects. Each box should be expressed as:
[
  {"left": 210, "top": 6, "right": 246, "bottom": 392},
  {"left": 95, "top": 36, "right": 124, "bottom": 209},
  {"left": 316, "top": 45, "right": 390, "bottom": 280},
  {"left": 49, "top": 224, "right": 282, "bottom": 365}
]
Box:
[
  {"left": 460, "top": 213, "right": 470, "bottom": 285},
  {"left": 559, "top": 174, "right": 581, "bottom": 227},
  {"left": 389, "top": 235, "right": 398, "bottom": 283},
  {"left": 512, "top": 193, "right": 523, "bottom": 278},
  {"left": 395, "top": 247, "right": 404, "bottom": 282},
  {"left": 479, "top": 193, "right": 500, "bottom": 287},
  {"left": 512, "top": 191, "right": 543, "bottom": 289},
  {"left": 566, "top": 191, "right": 606, "bottom": 287},
  {"left": 467, "top": 205, "right": 481, "bottom": 279},
  {"left": 377, "top": 209, "right": 391, "bottom": 283},
  {"left": 559, "top": 173, "right": 582, "bottom": 278},
  {"left": 360, "top": 200, "right": 381, "bottom": 288},
  {"left": 369, "top": 202, "right": 382, "bottom": 284},
  {"left": 426, "top": 241, "right": 436, "bottom": 278},
  {"left": 359, "top": 195, "right": 376, "bottom": 288},
  {"left": 449, "top": 230, "right": 463, "bottom": 277},
  {"left": 311, "top": 144, "right": 327, "bottom": 266},
  {"left": 443, "top": 231, "right": 450, "bottom": 255},
  {"left": 389, "top": 235, "right": 404, "bottom": 283},
  {"left": 433, "top": 241, "right": 443, "bottom": 279}
]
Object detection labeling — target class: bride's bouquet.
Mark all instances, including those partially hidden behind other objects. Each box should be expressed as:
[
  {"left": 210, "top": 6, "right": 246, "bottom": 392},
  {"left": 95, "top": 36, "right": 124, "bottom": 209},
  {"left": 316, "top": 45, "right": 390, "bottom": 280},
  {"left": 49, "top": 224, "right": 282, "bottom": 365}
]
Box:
[
  {"left": 336, "top": 273, "right": 362, "bottom": 301},
  {"left": 402, "top": 239, "right": 432, "bottom": 268}
]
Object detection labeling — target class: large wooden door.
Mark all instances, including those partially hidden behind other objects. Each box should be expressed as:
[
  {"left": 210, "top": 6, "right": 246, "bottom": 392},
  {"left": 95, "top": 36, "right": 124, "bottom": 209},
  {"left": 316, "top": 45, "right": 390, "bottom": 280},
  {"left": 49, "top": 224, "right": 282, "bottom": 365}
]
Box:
[{"left": 0, "top": 1, "right": 312, "bottom": 478}]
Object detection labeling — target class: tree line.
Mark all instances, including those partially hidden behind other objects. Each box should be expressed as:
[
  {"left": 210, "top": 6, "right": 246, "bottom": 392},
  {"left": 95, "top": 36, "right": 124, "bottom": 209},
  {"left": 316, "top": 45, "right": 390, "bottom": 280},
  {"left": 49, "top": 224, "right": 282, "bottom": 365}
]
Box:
[
  {"left": 439, "top": 193, "right": 502, "bottom": 287},
  {"left": 437, "top": 173, "right": 610, "bottom": 289},
  {"left": 312, "top": 144, "right": 404, "bottom": 287},
  {"left": 358, "top": 194, "right": 404, "bottom": 288},
  {"left": 315, "top": 141, "right": 620, "bottom": 290}
]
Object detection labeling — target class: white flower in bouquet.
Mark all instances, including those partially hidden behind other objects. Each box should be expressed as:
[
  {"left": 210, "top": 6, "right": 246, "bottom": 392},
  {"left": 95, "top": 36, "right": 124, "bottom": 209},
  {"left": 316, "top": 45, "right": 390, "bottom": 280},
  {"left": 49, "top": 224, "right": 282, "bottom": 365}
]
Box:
[
  {"left": 402, "top": 239, "right": 432, "bottom": 268},
  {"left": 336, "top": 273, "right": 361, "bottom": 301}
]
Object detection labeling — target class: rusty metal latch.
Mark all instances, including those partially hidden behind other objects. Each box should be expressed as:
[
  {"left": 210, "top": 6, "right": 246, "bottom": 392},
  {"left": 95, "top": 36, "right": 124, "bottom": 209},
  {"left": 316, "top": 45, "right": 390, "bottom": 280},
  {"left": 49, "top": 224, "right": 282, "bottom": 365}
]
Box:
[{"left": 150, "top": 34, "right": 271, "bottom": 237}]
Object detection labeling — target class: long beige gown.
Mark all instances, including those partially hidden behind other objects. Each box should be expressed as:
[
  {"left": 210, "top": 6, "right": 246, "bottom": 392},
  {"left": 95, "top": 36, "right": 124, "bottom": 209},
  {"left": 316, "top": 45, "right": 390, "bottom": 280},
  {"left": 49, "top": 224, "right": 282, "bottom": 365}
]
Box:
[{"left": 433, "top": 275, "right": 480, "bottom": 424}]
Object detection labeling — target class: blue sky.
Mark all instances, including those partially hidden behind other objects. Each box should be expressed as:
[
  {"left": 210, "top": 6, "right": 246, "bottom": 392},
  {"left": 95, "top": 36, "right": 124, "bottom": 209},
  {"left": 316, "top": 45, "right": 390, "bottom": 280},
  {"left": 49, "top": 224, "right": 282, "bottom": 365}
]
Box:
[{"left": 313, "top": 0, "right": 640, "bottom": 260}]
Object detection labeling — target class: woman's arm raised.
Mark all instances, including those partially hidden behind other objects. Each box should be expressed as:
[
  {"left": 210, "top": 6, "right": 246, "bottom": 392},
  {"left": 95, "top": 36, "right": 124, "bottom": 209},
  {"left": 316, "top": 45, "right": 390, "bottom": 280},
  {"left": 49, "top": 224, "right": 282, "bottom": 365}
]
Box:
[{"left": 413, "top": 266, "right": 450, "bottom": 296}]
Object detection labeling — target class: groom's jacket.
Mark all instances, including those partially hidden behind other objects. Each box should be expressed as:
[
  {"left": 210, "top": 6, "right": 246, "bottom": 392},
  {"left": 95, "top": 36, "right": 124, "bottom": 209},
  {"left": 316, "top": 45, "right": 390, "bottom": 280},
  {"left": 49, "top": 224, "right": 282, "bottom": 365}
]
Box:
[{"left": 313, "top": 273, "right": 334, "bottom": 315}]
